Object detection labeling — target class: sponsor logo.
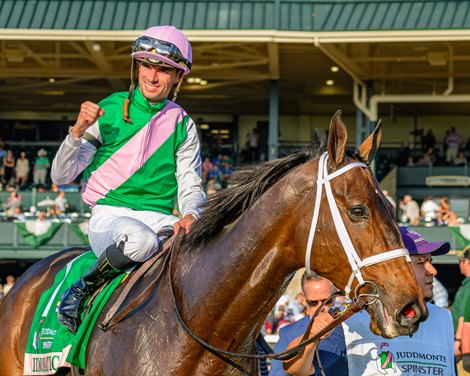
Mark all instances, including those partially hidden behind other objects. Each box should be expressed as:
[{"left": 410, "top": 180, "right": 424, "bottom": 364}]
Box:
[
  {"left": 42, "top": 341, "right": 53, "bottom": 350},
  {"left": 374, "top": 342, "right": 447, "bottom": 375},
  {"left": 32, "top": 322, "right": 58, "bottom": 352},
  {"left": 41, "top": 328, "right": 57, "bottom": 337},
  {"left": 375, "top": 342, "right": 397, "bottom": 375},
  {"left": 31, "top": 355, "right": 60, "bottom": 372}
]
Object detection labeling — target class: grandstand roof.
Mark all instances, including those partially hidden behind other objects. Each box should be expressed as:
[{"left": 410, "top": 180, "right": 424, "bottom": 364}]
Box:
[
  {"left": 1, "top": 0, "right": 470, "bottom": 119},
  {"left": 2, "top": 0, "right": 470, "bottom": 31}
]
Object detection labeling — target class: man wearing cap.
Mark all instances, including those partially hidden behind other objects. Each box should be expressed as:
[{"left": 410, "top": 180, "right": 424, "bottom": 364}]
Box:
[
  {"left": 342, "top": 226, "right": 456, "bottom": 375},
  {"left": 33, "top": 148, "right": 50, "bottom": 187},
  {"left": 452, "top": 249, "right": 470, "bottom": 374},
  {"left": 51, "top": 25, "right": 205, "bottom": 332}
]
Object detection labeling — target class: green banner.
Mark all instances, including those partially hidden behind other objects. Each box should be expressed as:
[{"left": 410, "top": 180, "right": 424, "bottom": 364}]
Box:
[
  {"left": 15, "top": 221, "right": 62, "bottom": 248},
  {"left": 69, "top": 223, "right": 90, "bottom": 245},
  {"left": 449, "top": 225, "right": 470, "bottom": 248}
]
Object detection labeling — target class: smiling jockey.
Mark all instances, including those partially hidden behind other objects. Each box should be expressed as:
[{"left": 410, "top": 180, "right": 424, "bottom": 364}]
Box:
[{"left": 51, "top": 25, "right": 205, "bottom": 333}]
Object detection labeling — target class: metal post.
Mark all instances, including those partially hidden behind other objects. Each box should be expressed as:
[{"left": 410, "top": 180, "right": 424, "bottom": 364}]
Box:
[
  {"left": 268, "top": 79, "right": 279, "bottom": 160},
  {"left": 355, "top": 108, "right": 365, "bottom": 148}
]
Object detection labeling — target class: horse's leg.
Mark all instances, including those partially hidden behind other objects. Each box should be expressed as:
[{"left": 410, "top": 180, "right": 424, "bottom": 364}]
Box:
[{"left": 0, "top": 249, "right": 84, "bottom": 376}]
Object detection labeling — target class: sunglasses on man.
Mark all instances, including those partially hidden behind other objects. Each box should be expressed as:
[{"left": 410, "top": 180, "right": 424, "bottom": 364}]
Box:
[{"left": 305, "top": 298, "right": 335, "bottom": 308}]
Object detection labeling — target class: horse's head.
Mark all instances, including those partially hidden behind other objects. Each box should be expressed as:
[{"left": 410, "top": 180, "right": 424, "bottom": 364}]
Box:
[{"left": 303, "top": 110, "right": 427, "bottom": 338}]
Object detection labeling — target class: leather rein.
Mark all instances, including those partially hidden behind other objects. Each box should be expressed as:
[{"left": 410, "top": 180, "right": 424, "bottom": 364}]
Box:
[{"left": 168, "top": 227, "right": 368, "bottom": 362}]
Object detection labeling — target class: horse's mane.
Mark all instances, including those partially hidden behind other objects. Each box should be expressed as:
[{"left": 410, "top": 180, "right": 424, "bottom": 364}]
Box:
[{"left": 184, "top": 130, "right": 327, "bottom": 249}]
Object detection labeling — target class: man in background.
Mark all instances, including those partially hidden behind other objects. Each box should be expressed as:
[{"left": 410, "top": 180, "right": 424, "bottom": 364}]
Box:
[
  {"left": 453, "top": 249, "right": 470, "bottom": 374},
  {"left": 399, "top": 195, "right": 420, "bottom": 226},
  {"left": 269, "top": 273, "right": 347, "bottom": 376},
  {"left": 343, "top": 227, "right": 455, "bottom": 375}
]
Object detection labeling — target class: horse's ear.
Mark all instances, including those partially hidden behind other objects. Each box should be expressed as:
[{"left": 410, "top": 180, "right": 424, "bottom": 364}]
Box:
[
  {"left": 357, "top": 120, "right": 383, "bottom": 163},
  {"left": 327, "top": 110, "right": 348, "bottom": 167}
]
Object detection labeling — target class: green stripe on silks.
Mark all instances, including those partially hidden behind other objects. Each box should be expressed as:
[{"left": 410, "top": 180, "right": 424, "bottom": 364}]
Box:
[
  {"left": 24, "top": 251, "right": 126, "bottom": 375},
  {"left": 15, "top": 221, "right": 62, "bottom": 248},
  {"left": 69, "top": 223, "right": 90, "bottom": 245},
  {"left": 448, "top": 225, "right": 470, "bottom": 248}
]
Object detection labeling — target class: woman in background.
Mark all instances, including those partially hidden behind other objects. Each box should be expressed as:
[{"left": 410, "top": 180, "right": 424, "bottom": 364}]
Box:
[
  {"left": 3, "top": 149, "right": 15, "bottom": 186},
  {"left": 15, "top": 151, "right": 30, "bottom": 187},
  {"left": 436, "top": 196, "right": 459, "bottom": 226}
]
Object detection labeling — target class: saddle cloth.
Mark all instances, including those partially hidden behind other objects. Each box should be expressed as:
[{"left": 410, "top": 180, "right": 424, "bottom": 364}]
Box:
[{"left": 23, "top": 251, "right": 126, "bottom": 376}]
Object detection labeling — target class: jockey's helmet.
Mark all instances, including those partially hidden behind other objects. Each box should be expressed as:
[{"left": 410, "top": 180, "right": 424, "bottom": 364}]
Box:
[{"left": 131, "top": 25, "right": 192, "bottom": 75}]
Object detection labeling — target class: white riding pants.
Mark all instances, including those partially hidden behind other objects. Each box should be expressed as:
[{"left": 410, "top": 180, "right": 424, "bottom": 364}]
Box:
[{"left": 89, "top": 205, "right": 180, "bottom": 262}]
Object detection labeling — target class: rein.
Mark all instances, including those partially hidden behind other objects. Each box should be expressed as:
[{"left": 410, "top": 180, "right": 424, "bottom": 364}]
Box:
[
  {"left": 168, "top": 228, "right": 366, "bottom": 363},
  {"left": 305, "top": 152, "right": 410, "bottom": 298}
]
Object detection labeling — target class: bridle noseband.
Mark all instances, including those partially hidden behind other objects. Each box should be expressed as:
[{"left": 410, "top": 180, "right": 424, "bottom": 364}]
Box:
[{"left": 305, "top": 152, "right": 410, "bottom": 299}]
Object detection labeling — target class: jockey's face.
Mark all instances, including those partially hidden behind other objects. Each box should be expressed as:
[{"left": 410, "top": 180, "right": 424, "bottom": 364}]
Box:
[{"left": 138, "top": 61, "right": 181, "bottom": 103}]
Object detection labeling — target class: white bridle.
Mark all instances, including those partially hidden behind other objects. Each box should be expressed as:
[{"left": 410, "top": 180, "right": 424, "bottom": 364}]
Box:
[{"left": 305, "top": 152, "right": 410, "bottom": 298}]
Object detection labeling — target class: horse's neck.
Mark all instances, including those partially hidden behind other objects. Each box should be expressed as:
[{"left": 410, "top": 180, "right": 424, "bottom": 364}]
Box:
[{"left": 175, "top": 187, "right": 303, "bottom": 347}]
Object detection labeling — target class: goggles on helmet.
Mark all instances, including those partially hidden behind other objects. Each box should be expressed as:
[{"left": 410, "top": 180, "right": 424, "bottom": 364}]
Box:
[{"left": 132, "top": 36, "right": 192, "bottom": 71}]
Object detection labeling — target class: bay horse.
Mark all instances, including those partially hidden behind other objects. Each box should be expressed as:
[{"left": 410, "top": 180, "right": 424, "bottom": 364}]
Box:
[{"left": 0, "top": 111, "right": 427, "bottom": 376}]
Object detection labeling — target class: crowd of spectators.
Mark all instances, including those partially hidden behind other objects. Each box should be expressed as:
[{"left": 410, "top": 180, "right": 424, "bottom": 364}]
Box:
[
  {"left": 1, "top": 188, "right": 74, "bottom": 222},
  {"left": 264, "top": 293, "right": 307, "bottom": 336},
  {"left": 401, "top": 125, "right": 469, "bottom": 167},
  {"left": 4, "top": 128, "right": 470, "bottom": 226},
  {"left": 201, "top": 152, "right": 236, "bottom": 196},
  {"left": 0, "top": 275, "right": 16, "bottom": 303},
  {"left": 0, "top": 138, "right": 54, "bottom": 192},
  {"left": 398, "top": 194, "right": 461, "bottom": 227}
]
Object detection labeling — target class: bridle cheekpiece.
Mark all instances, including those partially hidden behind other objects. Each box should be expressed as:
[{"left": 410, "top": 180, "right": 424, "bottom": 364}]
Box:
[{"left": 304, "top": 152, "right": 411, "bottom": 299}]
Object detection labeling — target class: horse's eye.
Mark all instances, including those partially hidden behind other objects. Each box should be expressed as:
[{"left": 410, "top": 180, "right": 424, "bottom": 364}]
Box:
[{"left": 350, "top": 205, "right": 367, "bottom": 218}]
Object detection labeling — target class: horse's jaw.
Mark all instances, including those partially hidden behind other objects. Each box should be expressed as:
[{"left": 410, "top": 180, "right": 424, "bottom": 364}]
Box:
[{"left": 366, "top": 299, "right": 428, "bottom": 338}]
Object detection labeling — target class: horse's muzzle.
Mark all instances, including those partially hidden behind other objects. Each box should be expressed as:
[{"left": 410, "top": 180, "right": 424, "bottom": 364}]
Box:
[{"left": 397, "top": 301, "right": 428, "bottom": 330}]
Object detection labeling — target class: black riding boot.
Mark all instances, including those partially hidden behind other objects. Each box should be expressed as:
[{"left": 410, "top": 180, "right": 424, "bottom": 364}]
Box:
[{"left": 57, "top": 243, "right": 136, "bottom": 333}]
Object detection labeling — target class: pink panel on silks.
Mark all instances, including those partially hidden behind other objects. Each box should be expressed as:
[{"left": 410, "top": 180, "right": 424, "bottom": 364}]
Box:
[{"left": 82, "top": 102, "right": 183, "bottom": 207}]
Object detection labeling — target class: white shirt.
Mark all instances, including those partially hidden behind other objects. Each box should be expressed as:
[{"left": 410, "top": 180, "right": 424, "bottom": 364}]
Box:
[{"left": 421, "top": 200, "right": 439, "bottom": 219}]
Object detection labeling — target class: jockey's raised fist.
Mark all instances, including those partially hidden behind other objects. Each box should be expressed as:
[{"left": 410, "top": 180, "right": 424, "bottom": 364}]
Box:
[{"left": 71, "top": 101, "right": 105, "bottom": 138}]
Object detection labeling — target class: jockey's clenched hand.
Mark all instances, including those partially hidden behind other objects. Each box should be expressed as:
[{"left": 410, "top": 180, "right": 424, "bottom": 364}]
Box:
[
  {"left": 173, "top": 214, "right": 196, "bottom": 234},
  {"left": 71, "top": 101, "right": 105, "bottom": 138}
]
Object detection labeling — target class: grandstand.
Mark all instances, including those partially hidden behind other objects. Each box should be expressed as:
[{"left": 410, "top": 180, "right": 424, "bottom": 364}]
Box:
[{"left": 1, "top": 0, "right": 470, "bottom": 300}]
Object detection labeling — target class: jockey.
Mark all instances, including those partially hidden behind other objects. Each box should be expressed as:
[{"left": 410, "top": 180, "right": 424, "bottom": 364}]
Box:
[{"left": 51, "top": 25, "right": 205, "bottom": 333}]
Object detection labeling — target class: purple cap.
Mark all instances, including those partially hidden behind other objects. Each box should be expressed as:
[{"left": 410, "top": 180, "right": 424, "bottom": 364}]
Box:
[{"left": 399, "top": 227, "right": 450, "bottom": 256}]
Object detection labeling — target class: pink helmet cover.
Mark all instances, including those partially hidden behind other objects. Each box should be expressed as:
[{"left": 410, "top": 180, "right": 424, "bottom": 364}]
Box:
[{"left": 132, "top": 25, "right": 192, "bottom": 75}]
